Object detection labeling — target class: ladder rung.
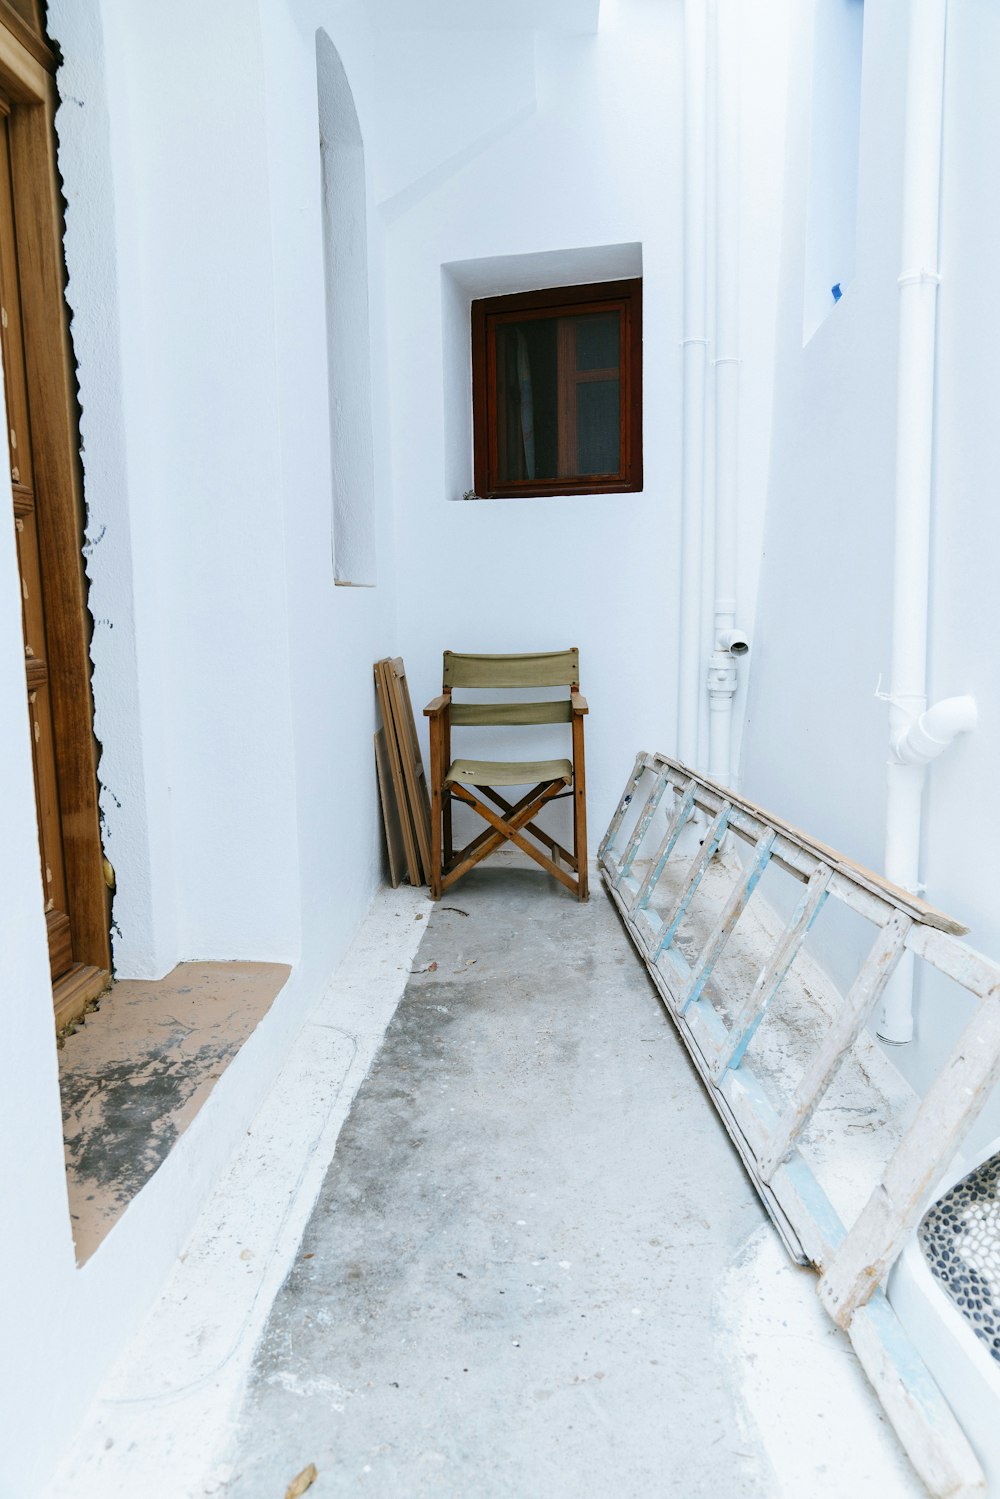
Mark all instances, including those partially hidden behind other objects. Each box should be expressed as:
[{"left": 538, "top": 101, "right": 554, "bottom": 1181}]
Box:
[
  {"left": 651, "top": 803, "right": 731, "bottom": 959},
  {"left": 679, "top": 829, "right": 776, "bottom": 1015},
  {"left": 597, "top": 754, "right": 647, "bottom": 860},
  {"left": 614, "top": 770, "right": 669, "bottom": 892},
  {"left": 634, "top": 782, "right": 696, "bottom": 911},
  {"left": 758, "top": 910, "right": 912, "bottom": 1183},
  {"left": 712, "top": 862, "right": 833, "bottom": 1078}
]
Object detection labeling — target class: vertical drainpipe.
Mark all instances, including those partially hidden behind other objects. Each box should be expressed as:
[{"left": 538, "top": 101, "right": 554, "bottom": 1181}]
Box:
[
  {"left": 877, "top": 0, "right": 948, "bottom": 1045},
  {"left": 678, "top": 0, "right": 709, "bottom": 769},
  {"left": 707, "top": 0, "right": 742, "bottom": 788}
]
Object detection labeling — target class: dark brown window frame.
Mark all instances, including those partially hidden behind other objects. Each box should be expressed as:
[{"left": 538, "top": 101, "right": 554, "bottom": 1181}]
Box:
[{"left": 471, "top": 278, "right": 642, "bottom": 499}]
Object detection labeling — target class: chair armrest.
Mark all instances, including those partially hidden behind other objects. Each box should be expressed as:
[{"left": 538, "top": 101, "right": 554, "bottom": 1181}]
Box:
[
  {"left": 424, "top": 694, "right": 451, "bottom": 718},
  {"left": 571, "top": 692, "right": 589, "bottom": 716}
]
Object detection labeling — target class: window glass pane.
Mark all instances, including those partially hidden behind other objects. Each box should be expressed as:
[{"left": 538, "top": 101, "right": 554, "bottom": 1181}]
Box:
[
  {"left": 574, "top": 311, "right": 619, "bottom": 371},
  {"left": 495, "top": 320, "right": 555, "bottom": 483},
  {"left": 577, "top": 379, "right": 620, "bottom": 474},
  {"left": 493, "top": 309, "right": 623, "bottom": 484}
]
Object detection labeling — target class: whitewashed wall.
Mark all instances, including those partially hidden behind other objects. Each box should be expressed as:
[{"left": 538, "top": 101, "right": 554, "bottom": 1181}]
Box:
[
  {"left": 741, "top": 0, "right": 1000, "bottom": 1142},
  {"left": 18, "top": 0, "right": 983, "bottom": 1485},
  {"left": 386, "top": 0, "right": 684, "bottom": 845},
  {"left": 2, "top": 0, "right": 410, "bottom": 1485},
  {"left": 918, "top": 0, "right": 1000, "bottom": 1124},
  {"left": 377, "top": 0, "right": 788, "bottom": 817},
  {"left": 0, "top": 0, "right": 701, "bottom": 1489},
  {"left": 1, "top": 3, "right": 322, "bottom": 1489}
]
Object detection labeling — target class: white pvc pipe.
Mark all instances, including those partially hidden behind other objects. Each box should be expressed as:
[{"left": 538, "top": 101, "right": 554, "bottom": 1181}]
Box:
[
  {"left": 707, "top": 0, "right": 741, "bottom": 789},
  {"left": 678, "top": 0, "right": 708, "bottom": 769},
  {"left": 893, "top": 694, "right": 978, "bottom": 766},
  {"left": 881, "top": 698, "right": 975, "bottom": 1042},
  {"left": 713, "top": 0, "right": 738, "bottom": 649},
  {"left": 878, "top": 0, "right": 949, "bottom": 1046},
  {"left": 880, "top": 709, "right": 979, "bottom": 1052},
  {"left": 707, "top": 648, "right": 737, "bottom": 783}
]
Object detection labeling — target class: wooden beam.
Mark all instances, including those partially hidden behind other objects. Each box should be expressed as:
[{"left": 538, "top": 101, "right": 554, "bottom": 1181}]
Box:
[
  {"left": 374, "top": 661, "right": 421, "bottom": 887},
  {"left": 848, "top": 1294, "right": 987, "bottom": 1497},
  {"left": 820, "top": 980, "right": 1000, "bottom": 1327}
]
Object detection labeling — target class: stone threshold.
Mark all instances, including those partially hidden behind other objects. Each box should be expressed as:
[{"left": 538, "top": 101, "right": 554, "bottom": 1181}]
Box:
[{"left": 59, "top": 960, "right": 290, "bottom": 1264}]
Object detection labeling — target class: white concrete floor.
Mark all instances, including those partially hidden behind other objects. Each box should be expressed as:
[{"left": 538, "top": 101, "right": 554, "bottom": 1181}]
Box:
[{"left": 46, "top": 866, "right": 924, "bottom": 1499}]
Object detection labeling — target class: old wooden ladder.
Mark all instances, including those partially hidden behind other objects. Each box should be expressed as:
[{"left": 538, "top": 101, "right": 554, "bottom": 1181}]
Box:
[{"left": 600, "top": 751, "right": 1000, "bottom": 1499}]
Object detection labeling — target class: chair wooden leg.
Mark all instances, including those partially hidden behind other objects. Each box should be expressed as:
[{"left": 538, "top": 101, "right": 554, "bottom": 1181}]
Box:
[
  {"left": 429, "top": 713, "right": 444, "bottom": 900},
  {"left": 443, "top": 787, "right": 453, "bottom": 868},
  {"left": 572, "top": 713, "right": 589, "bottom": 901}
]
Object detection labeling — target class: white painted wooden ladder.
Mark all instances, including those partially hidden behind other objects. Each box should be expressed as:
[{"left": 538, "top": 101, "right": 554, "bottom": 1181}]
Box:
[{"left": 600, "top": 751, "right": 1000, "bottom": 1499}]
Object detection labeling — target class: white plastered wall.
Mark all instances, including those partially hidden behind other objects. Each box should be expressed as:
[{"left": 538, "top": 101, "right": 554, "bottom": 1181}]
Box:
[
  {"left": 0, "top": 0, "right": 401, "bottom": 1487},
  {"left": 740, "top": 0, "right": 1000, "bottom": 1147},
  {"left": 256, "top": 0, "right": 570, "bottom": 968},
  {"left": 914, "top": 0, "right": 1000, "bottom": 1127},
  {"left": 0, "top": 0, "right": 840, "bottom": 1484},
  {"left": 706, "top": 0, "right": 793, "bottom": 786},
  {"left": 386, "top": 0, "right": 685, "bottom": 844},
  {"left": 384, "top": 0, "right": 791, "bottom": 843},
  {"left": 52, "top": 0, "right": 303, "bottom": 980},
  {"left": 0, "top": 2, "right": 645, "bottom": 1489}
]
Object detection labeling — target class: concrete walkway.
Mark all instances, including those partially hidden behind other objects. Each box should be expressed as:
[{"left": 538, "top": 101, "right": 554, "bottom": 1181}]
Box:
[
  {"left": 46, "top": 871, "right": 922, "bottom": 1499},
  {"left": 223, "top": 864, "right": 774, "bottom": 1498}
]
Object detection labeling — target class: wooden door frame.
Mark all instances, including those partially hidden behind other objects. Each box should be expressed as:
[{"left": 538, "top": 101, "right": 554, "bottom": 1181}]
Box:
[{"left": 0, "top": 9, "right": 111, "bottom": 1016}]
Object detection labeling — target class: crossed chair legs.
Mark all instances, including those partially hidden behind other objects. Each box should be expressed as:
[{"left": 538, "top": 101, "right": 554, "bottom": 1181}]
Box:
[{"left": 430, "top": 774, "right": 588, "bottom": 902}]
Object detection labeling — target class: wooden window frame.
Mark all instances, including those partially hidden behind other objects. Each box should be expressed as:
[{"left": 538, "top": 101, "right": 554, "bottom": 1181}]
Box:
[{"left": 471, "top": 278, "right": 642, "bottom": 500}]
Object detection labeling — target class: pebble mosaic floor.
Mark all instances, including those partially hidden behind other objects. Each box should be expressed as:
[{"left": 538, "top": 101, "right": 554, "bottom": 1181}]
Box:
[{"left": 919, "top": 1153, "right": 1000, "bottom": 1363}]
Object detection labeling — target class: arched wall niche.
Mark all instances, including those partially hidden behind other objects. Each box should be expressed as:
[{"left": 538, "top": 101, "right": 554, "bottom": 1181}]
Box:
[{"left": 316, "top": 30, "right": 377, "bottom": 586}]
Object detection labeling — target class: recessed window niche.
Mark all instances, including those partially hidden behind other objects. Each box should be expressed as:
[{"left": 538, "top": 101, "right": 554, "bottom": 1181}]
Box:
[
  {"left": 442, "top": 243, "right": 643, "bottom": 502},
  {"left": 316, "top": 30, "right": 376, "bottom": 585},
  {"left": 802, "top": 0, "right": 864, "bottom": 342}
]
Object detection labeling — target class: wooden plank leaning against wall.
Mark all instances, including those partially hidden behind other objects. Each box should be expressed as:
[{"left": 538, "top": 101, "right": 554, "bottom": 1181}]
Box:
[{"left": 0, "top": 0, "right": 110, "bottom": 1027}]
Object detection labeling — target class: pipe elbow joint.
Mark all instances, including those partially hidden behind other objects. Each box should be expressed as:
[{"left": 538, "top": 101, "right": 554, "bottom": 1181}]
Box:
[
  {"left": 717, "top": 629, "right": 750, "bottom": 657},
  {"left": 892, "top": 694, "right": 978, "bottom": 766}
]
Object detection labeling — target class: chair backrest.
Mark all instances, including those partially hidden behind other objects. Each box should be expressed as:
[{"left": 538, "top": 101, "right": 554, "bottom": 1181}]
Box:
[
  {"left": 442, "top": 649, "right": 579, "bottom": 727},
  {"left": 443, "top": 649, "right": 579, "bottom": 689}
]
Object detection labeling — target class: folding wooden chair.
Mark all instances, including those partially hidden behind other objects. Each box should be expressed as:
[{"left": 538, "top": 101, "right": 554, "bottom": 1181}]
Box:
[{"left": 423, "top": 649, "right": 589, "bottom": 901}]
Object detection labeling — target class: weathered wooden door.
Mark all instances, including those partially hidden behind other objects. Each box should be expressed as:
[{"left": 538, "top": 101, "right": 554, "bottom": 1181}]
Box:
[
  {"left": 0, "top": 9, "right": 111, "bottom": 1027},
  {"left": 0, "top": 106, "right": 72, "bottom": 979}
]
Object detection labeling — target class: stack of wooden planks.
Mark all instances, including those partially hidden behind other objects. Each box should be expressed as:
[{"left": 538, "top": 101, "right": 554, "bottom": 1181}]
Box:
[{"left": 373, "top": 657, "right": 432, "bottom": 887}]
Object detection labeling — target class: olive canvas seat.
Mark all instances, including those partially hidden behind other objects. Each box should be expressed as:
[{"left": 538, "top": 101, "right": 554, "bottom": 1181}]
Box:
[{"left": 424, "top": 649, "right": 588, "bottom": 901}]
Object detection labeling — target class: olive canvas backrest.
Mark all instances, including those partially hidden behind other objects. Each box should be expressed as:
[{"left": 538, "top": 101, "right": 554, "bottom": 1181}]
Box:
[{"left": 442, "top": 649, "right": 579, "bottom": 727}]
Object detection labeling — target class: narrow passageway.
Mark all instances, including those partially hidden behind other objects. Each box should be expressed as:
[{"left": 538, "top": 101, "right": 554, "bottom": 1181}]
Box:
[{"left": 223, "top": 861, "right": 774, "bottom": 1497}]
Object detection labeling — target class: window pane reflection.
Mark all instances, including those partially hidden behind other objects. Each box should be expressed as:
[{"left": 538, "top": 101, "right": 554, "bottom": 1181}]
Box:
[{"left": 494, "top": 311, "right": 621, "bottom": 483}]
